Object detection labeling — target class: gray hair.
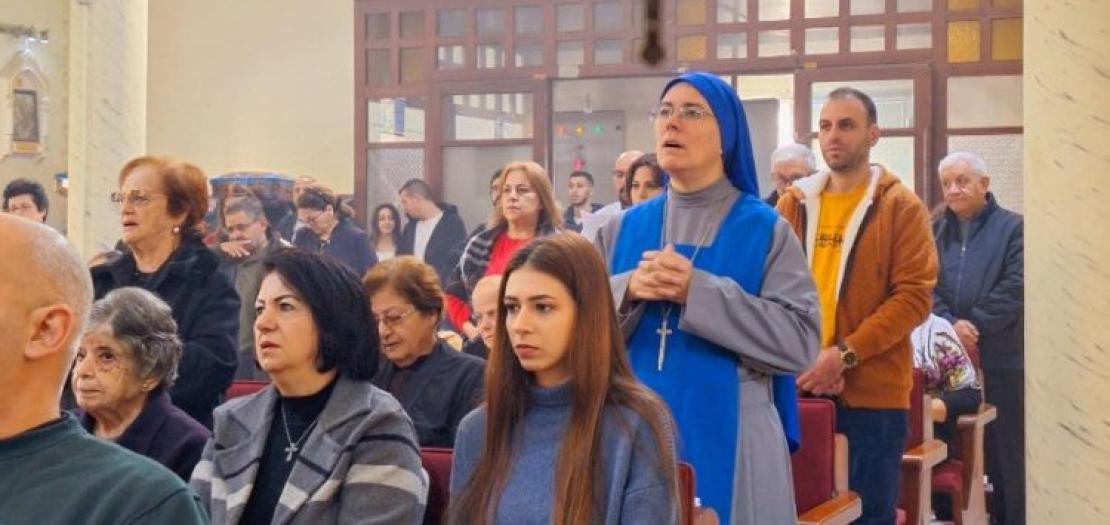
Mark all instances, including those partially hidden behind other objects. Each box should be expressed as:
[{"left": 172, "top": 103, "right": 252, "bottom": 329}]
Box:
[
  {"left": 770, "top": 143, "right": 816, "bottom": 172},
  {"left": 224, "top": 195, "right": 266, "bottom": 223},
  {"left": 87, "top": 287, "right": 182, "bottom": 390},
  {"left": 938, "top": 151, "right": 988, "bottom": 176}
]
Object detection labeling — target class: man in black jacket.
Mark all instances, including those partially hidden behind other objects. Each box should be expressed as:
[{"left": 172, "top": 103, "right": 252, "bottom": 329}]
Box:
[
  {"left": 933, "top": 151, "right": 1024, "bottom": 525},
  {"left": 396, "top": 178, "right": 468, "bottom": 285}
]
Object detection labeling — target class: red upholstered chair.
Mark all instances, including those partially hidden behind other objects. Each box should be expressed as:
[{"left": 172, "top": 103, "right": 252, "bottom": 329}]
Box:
[
  {"left": 420, "top": 447, "right": 453, "bottom": 525},
  {"left": 791, "top": 398, "right": 862, "bottom": 525},
  {"left": 224, "top": 380, "right": 268, "bottom": 400},
  {"left": 931, "top": 403, "right": 997, "bottom": 524},
  {"left": 899, "top": 369, "right": 949, "bottom": 525}
]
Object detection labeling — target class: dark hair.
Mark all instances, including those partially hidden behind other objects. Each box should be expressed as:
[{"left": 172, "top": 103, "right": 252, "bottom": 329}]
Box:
[
  {"left": 828, "top": 87, "right": 878, "bottom": 126},
  {"left": 625, "top": 154, "right": 665, "bottom": 191},
  {"left": 370, "top": 203, "right": 402, "bottom": 244},
  {"left": 451, "top": 232, "right": 677, "bottom": 525},
  {"left": 2, "top": 178, "right": 48, "bottom": 216},
  {"left": 362, "top": 256, "right": 445, "bottom": 319},
  {"left": 568, "top": 170, "right": 594, "bottom": 186},
  {"left": 490, "top": 169, "right": 502, "bottom": 186},
  {"left": 399, "top": 178, "right": 433, "bottom": 200},
  {"left": 296, "top": 185, "right": 351, "bottom": 220},
  {"left": 263, "top": 247, "right": 378, "bottom": 380},
  {"left": 119, "top": 156, "right": 209, "bottom": 239}
]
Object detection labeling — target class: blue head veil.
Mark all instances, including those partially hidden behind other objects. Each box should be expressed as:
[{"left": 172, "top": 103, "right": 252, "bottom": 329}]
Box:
[{"left": 661, "top": 72, "right": 760, "bottom": 196}]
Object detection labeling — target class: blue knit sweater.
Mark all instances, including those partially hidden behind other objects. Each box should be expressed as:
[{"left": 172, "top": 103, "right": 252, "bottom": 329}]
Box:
[{"left": 450, "top": 382, "right": 678, "bottom": 524}]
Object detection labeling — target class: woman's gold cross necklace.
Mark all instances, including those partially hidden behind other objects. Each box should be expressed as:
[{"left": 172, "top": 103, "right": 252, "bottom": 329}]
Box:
[{"left": 655, "top": 196, "right": 731, "bottom": 371}]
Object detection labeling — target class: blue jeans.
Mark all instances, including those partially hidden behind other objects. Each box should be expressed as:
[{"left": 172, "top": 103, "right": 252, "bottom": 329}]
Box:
[{"left": 837, "top": 407, "right": 909, "bottom": 525}]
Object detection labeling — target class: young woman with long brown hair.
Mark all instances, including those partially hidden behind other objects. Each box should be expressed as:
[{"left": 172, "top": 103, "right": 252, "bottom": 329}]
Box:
[{"left": 449, "top": 232, "right": 678, "bottom": 525}]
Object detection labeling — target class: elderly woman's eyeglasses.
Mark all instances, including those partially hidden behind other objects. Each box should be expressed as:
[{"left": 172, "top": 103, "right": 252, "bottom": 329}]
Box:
[
  {"left": 373, "top": 307, "right": 418, "bottom": 328},
  {"left": 110, "top": 191, "right": 164, "bottom": 209},
  {"left": 652, "top": 105, "right": 715, "bottom": 122}
]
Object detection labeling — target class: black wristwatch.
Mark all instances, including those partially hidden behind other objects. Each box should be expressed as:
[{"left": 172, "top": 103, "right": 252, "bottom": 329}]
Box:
[{"left": 836, "top": 341, "right": 859, "bottom": 369}]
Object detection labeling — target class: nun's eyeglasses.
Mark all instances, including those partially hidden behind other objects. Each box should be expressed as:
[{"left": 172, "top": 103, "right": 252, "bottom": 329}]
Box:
[{"left": 652, "top": 105, "right": 715, "bottom": 122}]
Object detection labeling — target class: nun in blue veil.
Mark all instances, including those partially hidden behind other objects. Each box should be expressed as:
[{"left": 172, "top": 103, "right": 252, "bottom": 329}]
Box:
[{"left": 595, "top": 72, "right": 821, "bottom": 524}]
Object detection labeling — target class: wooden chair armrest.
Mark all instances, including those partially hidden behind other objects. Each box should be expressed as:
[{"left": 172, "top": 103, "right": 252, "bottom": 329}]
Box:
[
  {"left": 834, "top": 434, "right": 850, "bottom": 492},
  {"left": 957, "top": 403, "right": 997, "bottom": 430},
  {"left": 693, "top": 506, "right": 719, "bottom": 525},
  {"left": 902, "top": 439, "right": 948, "bottom": 468},
  {"left": 797, "top": 491, "right": 863, "bottom": 525}
]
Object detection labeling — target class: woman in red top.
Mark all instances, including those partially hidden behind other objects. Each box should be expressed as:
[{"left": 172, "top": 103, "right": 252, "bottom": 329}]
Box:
[{"left": 444, "top": 161, "right": 564, "bottom": 338}]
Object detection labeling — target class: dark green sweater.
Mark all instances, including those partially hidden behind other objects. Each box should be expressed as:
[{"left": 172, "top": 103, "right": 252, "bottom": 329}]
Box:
[{"left": 0, "top": 412, "right": 209, "bottom": 525}]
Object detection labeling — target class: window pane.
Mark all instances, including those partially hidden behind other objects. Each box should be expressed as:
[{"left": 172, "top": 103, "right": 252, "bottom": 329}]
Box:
[
  {"left": 437, "top": 45, "right": 465, "bottom": 70},
  {"left": 557, "top": 41, "right": 585, "bottom": 66},
  {"left": 368, "top": 97, "right": 426, "bottom": 143},
  {"left": 557, "top": 4, "right": 585, "bottom": 32},
  {"left": 947, "top": 134, "right": 1023, "bottom": 213},
  {"left": 850, "top": 0, "right": 886, "bottom": 15},
  {"left": 400, "top": 12, "right": 424, "bottom": 39},
  {"left": 758, "top": 30, "right": 791, "bottom": 57},
  {"left": 948, "top": 21, "right": 981, "bottom": 63},
  {"left": 443, "top": 144, "right": 533, "bottom": 228},
  {"left": 442, "top": 93, "right": 534, "bottom": 140},
  {"left": 949, "top": 0, "right": 980, "bottom": 10},
  {"left": 678, "top": 0, "right": 708, "bottom": 25},
  {"left": 399, "top": 48, "right": 423, "bottom": 83},
  {"left": 367, "top": 13, "right": 390, "bottom": 40},
  {"left": 368, "top": 148, "right": 424, "bottom": 213},
  {"left": 677, "top": 35, "right": 708, "bottom": 61},
  {"left": 897, "top": 0, "right": 932, "bottom": 12},
  {"left": 515, "top": 6, "right": 544, "bottom": 34},
  {"left": 476, "top": 9, "right": 505, "bottom": 37},
  {"left": 814, "top": 136, "right": 916, "bottom": 190},
  {"left": 717, "top": 32, "right": 748, "bottom": 59},
  {"left": 947, "top": 75, "right": 1022, "bottom": 128},
  {"left": 477, "top": 44, "right": 505, "bottom": 69},
  {"left": 806, "top": 0, "right": 839, "bottom": 18},
  {"left": 594, "top": 2, "right": 623, "bottom": 31},
  {"left": 594, "top": 39, "right": 623, "bottom": 65},
  {"left": 992, "top": 18, "right": 1022, "bottom": 61},
  {"left": 438, "top": 9, "right": 466, "bottom": 37},
  {"left": 896, "top": 23, "right": 931, "bottom": 50},
  {"left": 806, "top": 27, "right": 839, "bottom": 55},
  {"left": 759, "top": 0, "right": 790, "bottom": 21},
  {"left": 850, "top": 25, "right": 885, "bottom": 52},
  {"left": 515, "top": 42, "right": 544, "bottom": 67},
  {"left": 367, "top": 49, "right": 392, "bottom": 86},
  {"left": 812, "top": 79, "right": 914, "bottom": 130},
  {"left": 717, "top": 0, "right": 749, "bottom": 23}
]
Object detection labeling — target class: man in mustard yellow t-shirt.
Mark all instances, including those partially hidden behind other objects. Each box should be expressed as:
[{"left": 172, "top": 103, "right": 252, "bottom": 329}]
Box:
[{"left": 777, "top": 87, "right": 937, "bottom": 525}]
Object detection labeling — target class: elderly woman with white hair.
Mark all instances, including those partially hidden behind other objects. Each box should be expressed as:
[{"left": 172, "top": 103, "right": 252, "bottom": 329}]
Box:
[
  {"left": 764, "top": 143, "right": 817, "bottom": 206},
  {"left": 73, "top": 286, "right": 211, "bottom": 480}
]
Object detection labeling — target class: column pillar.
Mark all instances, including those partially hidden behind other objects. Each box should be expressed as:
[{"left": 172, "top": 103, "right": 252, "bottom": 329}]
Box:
[
  {"left": 67, "top": 0, "right": 147, "bottom": 258},
  {"left": 1025, "top": 1, "right": 1110, "bottom": 522}
]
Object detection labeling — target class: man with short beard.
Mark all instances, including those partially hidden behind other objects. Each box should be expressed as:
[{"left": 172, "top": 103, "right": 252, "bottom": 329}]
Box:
[{"left": 777, "top": 87, "right": 938, "bottom": 525}]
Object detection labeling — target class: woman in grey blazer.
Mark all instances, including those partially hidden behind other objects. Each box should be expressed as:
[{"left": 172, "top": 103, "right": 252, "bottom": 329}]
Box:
[{"left": 190, "top": 248, "right": 427, "bottom": 524}]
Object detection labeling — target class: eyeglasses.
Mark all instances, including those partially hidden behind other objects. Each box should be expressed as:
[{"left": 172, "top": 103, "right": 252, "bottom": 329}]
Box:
[
  {"left": 373, "top": 307, "right": 418, "bottom": 328},
  {"left": 110, "top": 190, "right": 164, "bottom": 209},
  {"left": 651, "top": 105, "right": 715, "bottom": 122}
]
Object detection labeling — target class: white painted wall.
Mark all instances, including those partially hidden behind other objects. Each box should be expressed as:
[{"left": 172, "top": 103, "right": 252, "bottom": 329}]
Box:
[
  {"left": 146, "top": 0, "right": 354, "bottom": 192},
  {"left": 0, "top": 0, "right": 68, "bottom": 232}
]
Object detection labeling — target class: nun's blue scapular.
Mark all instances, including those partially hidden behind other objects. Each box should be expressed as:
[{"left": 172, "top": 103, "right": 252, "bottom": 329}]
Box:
[{"left": 596, "top": 72, "right": 821, "bottom": 525}]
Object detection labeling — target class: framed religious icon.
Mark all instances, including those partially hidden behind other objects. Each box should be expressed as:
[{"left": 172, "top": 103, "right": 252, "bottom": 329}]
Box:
[
  {"left": 1, "top": 50, "right": 49, "bottom": 158},
  {"left": 13, "top": 89, "right": 39, "bottom": 143}
]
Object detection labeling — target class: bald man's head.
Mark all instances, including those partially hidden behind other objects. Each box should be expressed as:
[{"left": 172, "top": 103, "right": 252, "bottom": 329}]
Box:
[
  {"left": 612, "top": 150, "right": 645, "bottom": 205},
  {"left": 0, "top": 215, "right": 93, "bottom": 392},
  {"left": 471, "top": 275, "right": 502, "bottom": 350}
]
